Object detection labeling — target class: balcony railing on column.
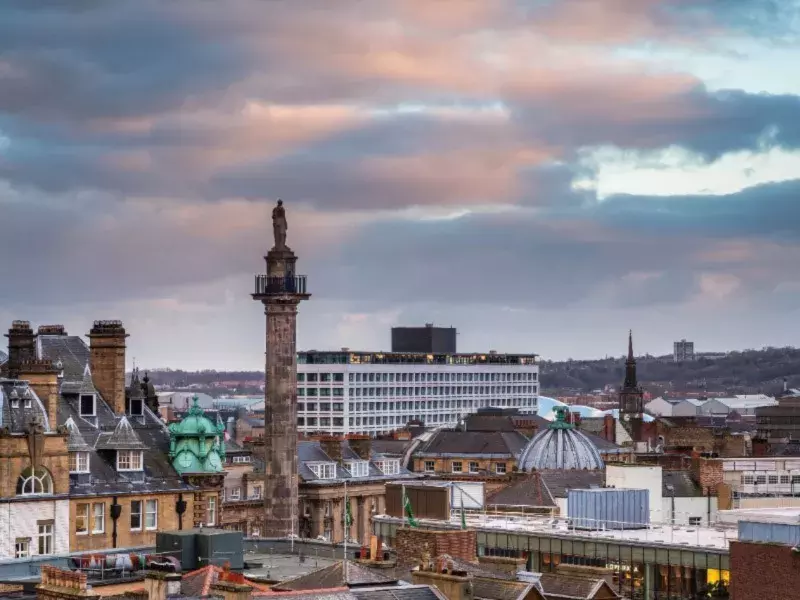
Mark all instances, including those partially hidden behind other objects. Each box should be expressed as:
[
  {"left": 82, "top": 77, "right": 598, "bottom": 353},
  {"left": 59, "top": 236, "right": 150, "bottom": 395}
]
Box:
[{"left": 254, "top": 275, "right": 307, "bottom": 295}]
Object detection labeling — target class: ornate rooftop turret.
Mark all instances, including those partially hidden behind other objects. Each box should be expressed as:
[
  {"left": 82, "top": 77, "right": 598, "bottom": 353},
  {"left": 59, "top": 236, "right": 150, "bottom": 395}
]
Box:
[{"left": 168, "top": 395, "right": 226, "bottom": 474}]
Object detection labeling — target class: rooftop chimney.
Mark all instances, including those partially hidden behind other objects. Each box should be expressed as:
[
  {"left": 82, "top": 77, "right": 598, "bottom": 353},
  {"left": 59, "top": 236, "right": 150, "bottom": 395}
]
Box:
[
  {"left": 144, "top": 571, "right": 182, "bottom": 600},
  {"left": 347, "top": 434, "right": 372, "bottom": 461},
  {"left": 319, "top": 435, "right": 344, "bottom": 463},
  {"left": 412, "top": 556, "right": 474, "bottom": 600},
  {"left": 4, "top": 321, "right": 36, "bottom": 379},
  {"left": 226, "top": 416, "right": 236, "bottom": 441},
  {"left": 87, "top": 320, "right": 128, "bottom": 415},
  {"left": 37, "top": 325, "right": 67, "bottom": 336}
]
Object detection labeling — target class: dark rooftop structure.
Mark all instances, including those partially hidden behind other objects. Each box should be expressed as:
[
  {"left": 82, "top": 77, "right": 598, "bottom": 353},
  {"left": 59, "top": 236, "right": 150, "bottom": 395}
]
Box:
[
  {"left": 415, "top": 430, "right": 529, "bottom": 459},
  {"left": 391, "top": 324, "right": 457, "bottom": 354},
  {"left": 272, "top": 561, "right": 398, "bottom": 591},
  {"left": 486, "top": 471, "right": 605, "bottom": 509}
]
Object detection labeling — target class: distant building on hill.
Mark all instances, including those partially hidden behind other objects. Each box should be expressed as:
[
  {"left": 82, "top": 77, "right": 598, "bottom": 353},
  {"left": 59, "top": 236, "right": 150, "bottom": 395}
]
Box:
[{"left": 673, "top": 339, "right": 695, "bottom": 362}]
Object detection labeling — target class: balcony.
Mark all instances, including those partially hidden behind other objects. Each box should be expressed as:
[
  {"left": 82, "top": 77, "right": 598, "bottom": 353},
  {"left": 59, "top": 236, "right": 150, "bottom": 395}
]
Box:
[{"left": 254, "top": 274, "right": 308, "bottom": 296}]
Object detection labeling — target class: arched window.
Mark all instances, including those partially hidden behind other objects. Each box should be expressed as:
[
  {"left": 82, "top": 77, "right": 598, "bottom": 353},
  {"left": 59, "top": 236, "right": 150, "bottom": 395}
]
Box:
[{"left": 17, "top": 467, "right": 53, "bottom": 496}]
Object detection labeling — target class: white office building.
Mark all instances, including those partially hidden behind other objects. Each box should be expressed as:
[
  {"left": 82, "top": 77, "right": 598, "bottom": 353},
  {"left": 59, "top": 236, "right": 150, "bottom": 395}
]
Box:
[{"left": 295, "top": 350, "right": 539, "bottom": 436}]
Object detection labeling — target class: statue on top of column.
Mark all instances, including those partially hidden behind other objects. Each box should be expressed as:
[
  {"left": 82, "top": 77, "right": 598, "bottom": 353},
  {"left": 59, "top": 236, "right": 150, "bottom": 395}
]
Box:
[{"left": 272, "top": 199, "right": 288, "bottom": 250}]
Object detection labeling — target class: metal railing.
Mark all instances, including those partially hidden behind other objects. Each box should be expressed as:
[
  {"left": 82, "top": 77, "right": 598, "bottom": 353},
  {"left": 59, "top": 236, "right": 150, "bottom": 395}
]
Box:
[{"left": 254, "top": 275, "right": 307, "bottom": 295}]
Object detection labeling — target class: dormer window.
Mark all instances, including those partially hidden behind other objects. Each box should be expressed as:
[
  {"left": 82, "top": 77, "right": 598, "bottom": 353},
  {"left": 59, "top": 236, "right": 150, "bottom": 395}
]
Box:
[
  {"left": 375, "top": 459, "right": 400, "bottom": 475},
  {"left": 129, "top": 396, "right": 143, "bottom": 416},
  {"left": 69, "top": 452, "right": 90, "bottom": 474},
  {"left": 80, "top": 394, "right": 96, "bottom": 417},
  {"left": 23, "top": 389, "right": 32, "bottom": 408},
  {"left": 117, "top": 450, "right": 143, "bottom": 471},
  {"left": 347, "top": 460, "right": 369, "bottom": 478},
  {"left": 10, "top": 388, "right": 19, "bottom": 408},
  {"left": 308, "top": 462, "right": 337, "bottom": 480}
]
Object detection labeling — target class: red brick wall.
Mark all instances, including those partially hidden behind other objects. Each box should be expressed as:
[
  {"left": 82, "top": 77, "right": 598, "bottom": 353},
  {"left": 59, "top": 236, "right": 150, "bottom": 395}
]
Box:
[
  {"left": 730, "top": 541, "right": 800, "bottom": 600},
  {"left": 692, "top": 457, "right": 723, "bottom": 495},
  {"left": 395, "top": 528, "right": 477, "bottom": 566}
]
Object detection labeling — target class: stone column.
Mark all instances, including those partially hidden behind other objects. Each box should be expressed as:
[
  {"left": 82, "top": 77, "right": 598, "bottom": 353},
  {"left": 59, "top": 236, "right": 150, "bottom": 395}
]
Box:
[
  {"left": 253, "top": 239, "right": 310, "bottom": 539},
  {"left": 357, "top": 497, "right": 367, "bottom": 546},
  {"left": 360, "top": 497, "right": 372, "bottom": 546},
  {"left": 312, "top": 500, "right": 325, "bottom": 539},
  {"left": 332, "top": 499, "right": 344, "bottom": 543},
  {"left": 347, "top": 496, "right": 357, "bottom": 543},
  {"left": 377, "top": 494, "right": 386, "bottom": 515}
]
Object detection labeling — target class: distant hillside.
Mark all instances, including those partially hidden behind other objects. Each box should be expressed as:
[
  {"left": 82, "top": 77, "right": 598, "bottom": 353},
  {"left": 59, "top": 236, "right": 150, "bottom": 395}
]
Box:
[{"left": 540, "top": 347, "right": 800, "bottom": 396}]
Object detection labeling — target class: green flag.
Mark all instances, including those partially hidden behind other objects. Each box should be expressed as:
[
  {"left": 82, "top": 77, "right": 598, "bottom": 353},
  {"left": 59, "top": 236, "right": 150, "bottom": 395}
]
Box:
[
  {"left": 403, "top": 490, "right": 418, "bottom": 527},
  {"left": 460, "top": 496, "right": 467, "bottom": 530}
]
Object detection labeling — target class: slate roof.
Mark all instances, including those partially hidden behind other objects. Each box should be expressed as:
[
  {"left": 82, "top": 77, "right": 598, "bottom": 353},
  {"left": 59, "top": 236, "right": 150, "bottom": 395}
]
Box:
[
  {"left": 370, "top": 440, "right": 414, "bottom": 457},
  {"left": 486, "top": 471, "right": 605, "bottom": 508},
  {"left": 463, "top": 415, "right": 517, "bottom": 432},
  {"left": 415, "top": 431, "right": 529, "bottom": 457},
  {"left": 64, "top": 417, "right": 93, "bottom": 451},
  {"left": 0, "top": 379, "right": 51, "bottom": 432},
  {"left": 298, "top": 441, "right": 420, "bottom": 485},
  {"left": 37, "top": 333, "right": 194, "bottom": 499},
  {"left": 272, "top": 561, "right": 398, "bottom": 591},
  {"left": 473, "top": 579, "right": 541, "bottom": 600},
  {"left": 352, "top": 585, "right": 447, "bottom": 600},
  {"left": 0, "top": 350, "right": 7, "bottom": 365},
  {"left": 536, "top": 573, "right": 616, "bottom": 599},
  {"left": 662, "top": 470, "right": 703, "bottom": 497}
]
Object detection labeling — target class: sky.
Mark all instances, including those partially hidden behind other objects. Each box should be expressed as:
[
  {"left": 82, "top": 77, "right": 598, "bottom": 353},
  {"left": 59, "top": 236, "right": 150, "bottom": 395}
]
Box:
[{"left": 1, "top": 0, "right": 800, "bottom": 370}]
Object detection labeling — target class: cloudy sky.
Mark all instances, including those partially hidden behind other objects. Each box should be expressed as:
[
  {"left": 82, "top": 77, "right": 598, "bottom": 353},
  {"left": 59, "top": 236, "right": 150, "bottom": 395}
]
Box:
[{"left": 1, "top": 1, "right": 799, "bottom": 370}]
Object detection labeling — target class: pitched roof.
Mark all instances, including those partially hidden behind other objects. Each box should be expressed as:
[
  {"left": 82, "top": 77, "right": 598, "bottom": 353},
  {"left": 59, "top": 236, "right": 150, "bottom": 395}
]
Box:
[
  {"left": 95, "top": 416, "right": 148, "bottom": 450},
  {"left": 0, "top": 380, "right": 52, "bottom": 432},
  {"left": 272, "top": 561, "right": 398, "bottom": 591},
  {"left": 539, "top": 470, "right": 605, "bottom": 499},
  {"left": 473, "top": 578, "right": 542, "bottom": 600},
  {"left": 486, "top": 474, "right": 556, "bottom": 508},
  {"left": 298, "top": 441, "right": 419, "bottom": 485},
  {"left": 536, "top": 573, "right": 616, "bottom": 599},
  {"left": 352, "top": 585, "right": 448, "bottom": 600},
  {"left": 663, "top": 470, "right": 703, "bottom": 497},
  {"left": 0, "top": 350, "right": 7, "bottom": 365},
  {"left": 416, "top": 431, "right": 529, "bottom": 457},
  {"left": 64, "top": 417, "right": 93, "bottom": 451},
  {"left": 463, "top": 415, "right": 517, "bottom": 432},
  {"left": 181, "top": 565, "right": 273, "bottom": 597}
]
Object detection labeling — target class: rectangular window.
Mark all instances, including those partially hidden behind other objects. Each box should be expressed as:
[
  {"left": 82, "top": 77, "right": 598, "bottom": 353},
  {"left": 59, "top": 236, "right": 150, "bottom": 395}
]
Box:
[
  {"left": 14, "top": 539, "right": 29, "bottom": 559},
  {"left": 79, "top": 394, "right": 95, "bottom": 416},
  {"left": 37, "top": 523, "right": 53, "bottom": 556},
  {"left": 232, "top": 456, "right": 250, "bottom": 463},
  {"left": 310, "top": 463, "right": 337, "bottom": 479},
  {"left": 496, "top": 463, "right": 507, "bottom": 474},
  {"left": 207, "top": 497, "right": 216, "bottom": 526},
  {"left": 145, "top": 499, "right": 158, "bottom": 529},
  {"left": 76, "top": 503, "right": 89, "bottom": 535},
  {"left": 469, "top": 462, "right": 479, "bottom": 473},
  {"left": 117, "top": 450, "right": 143, "bottom": 471},
  {"left": 781, "top": 475, "right": 791, "bottom": 484},
  {"left": 320, "top": 373, "right": 331, "bottom": 382},
  {"left": 689, "top": 517, "right": 702, "bottom": 526},
  {"left": 376, "top": 460, "right": 400, "bottom": 475},
  {"left": 129, "top": 396, "right": 143, "bottom": 416},
  {"left": 742, "top": 475, "right": 755, "bottom": 485},
  {"left": 424, "top": 460, "right": 435, "bottom": 472},
  {"left": 93, "top": 503, "right": 105, "bottom": 533},
  {"left": 251, "top": 485, "right": 262, "bottom": 499},
  {"left": 69, "top": 451, "right": 90, "bottom": 473},
  {"left": 130, "top": 500, "right": 142, "bottom": 530},
  {"left": 229, "top": 487, "right": 241, "bottom": 501},
  {"left": 452, "top": 461, "right": 463, "bottom": 473},
  {"left": 348, "top": 461, "right": 369, "bottom": 477},
  {"left": 768, "top": 475, "right": 779, "bottom": 485}
]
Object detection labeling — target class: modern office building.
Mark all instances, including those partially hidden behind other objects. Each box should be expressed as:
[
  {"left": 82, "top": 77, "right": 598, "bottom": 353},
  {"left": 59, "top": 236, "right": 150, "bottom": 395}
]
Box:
[
  {"left": 673, "top": 339, "right": 695, "bottom": 362},
  {"left": 296, "top": 349, "right": 539, "bottom": 436},
  {"left": 391, "top": 324, "right": 457, "bottom": 354}
]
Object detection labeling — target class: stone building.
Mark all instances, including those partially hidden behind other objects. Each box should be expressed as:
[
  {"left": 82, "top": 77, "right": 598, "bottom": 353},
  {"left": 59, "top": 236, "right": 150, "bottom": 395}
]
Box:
[{"left": 0, "top": 320, "right": 200, "bottom": 556}]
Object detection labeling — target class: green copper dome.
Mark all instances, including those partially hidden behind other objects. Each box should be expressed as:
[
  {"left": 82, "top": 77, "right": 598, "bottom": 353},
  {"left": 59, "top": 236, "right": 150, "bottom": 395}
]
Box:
[{"left": 168, "top": 396, "right": 226, "bottom": 474}]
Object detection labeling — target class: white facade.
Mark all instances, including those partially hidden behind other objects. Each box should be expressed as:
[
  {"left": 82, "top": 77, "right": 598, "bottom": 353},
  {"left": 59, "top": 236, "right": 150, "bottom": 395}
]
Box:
[
  {"left": 644, "top": 397, "right": 675, "bottom": 417},
  {"left": 698, "top": 395, "right": 777, "bottom": 417},
  {"left": 662, "top": 496, "right": 718, "bottom": 527},
  {"left": 0, "top": 499, "right": 69, "bottom": 559},
  {"left": 296, "top": 351, "right": 538, "bottom": 435},
  {"left": 606, "top": 465, "right": 663, "bottom": 523},
  {"left": 722, "top": 457, "right": 800, "bottom": 499},
  {"left": 673, "top": 339, "right": 695, "bottom": 362}
]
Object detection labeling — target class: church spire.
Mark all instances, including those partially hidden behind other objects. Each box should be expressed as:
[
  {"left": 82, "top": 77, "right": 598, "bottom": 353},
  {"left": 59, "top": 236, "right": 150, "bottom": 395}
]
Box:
[{"left": 623, "top": 329, "right": 637, "bottom": 389}]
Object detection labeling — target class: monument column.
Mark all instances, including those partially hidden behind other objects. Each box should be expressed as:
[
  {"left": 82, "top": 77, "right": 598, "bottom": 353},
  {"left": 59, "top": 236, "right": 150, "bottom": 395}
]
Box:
[{"left": 252, "top": 200, "right": 310, "bottom": 538}]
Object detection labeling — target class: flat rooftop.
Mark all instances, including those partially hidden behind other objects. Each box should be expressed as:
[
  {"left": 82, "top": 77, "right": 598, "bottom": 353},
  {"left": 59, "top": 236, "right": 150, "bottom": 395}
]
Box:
[
  {"left": 718, "top": 507, "right": 800, "bottom": 525},
  {"left": 375, "top": 513, "right": 736, "bottom": 553},
  {"left": 299, "top": 351, "right": 538, "bottom": 366}
]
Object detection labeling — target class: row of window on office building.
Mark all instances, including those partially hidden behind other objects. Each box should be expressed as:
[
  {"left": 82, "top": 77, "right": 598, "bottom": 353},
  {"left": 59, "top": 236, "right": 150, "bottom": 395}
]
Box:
[
  {"left": 298, "top": 385, "right": 538, "bottom": 397},
  {"left": 297, "top": 371, "right": 538, "bottom": 383},
  {"left": 298, "top": 397, "right": 537, "bottom": 414}
]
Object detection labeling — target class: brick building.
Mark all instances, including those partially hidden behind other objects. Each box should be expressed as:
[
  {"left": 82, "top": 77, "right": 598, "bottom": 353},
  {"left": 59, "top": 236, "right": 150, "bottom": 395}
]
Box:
[{"left": 0, "top": 321, "right": 201, "bottom": 557}]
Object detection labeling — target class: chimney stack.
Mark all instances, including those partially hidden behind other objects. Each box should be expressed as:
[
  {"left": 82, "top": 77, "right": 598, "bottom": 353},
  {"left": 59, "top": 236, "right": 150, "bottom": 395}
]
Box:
[
  {"left": 144, "top": 572, "right": 182, "bottom": 600},
  {"left": 4, "top": 321, "right": 36, "bottom": 379},
  {"left": 319, "top": 435, "right": 344, "bottom": 463},
  {"left": 347, "top": 434, "right": 372, "bottom": 461},
  {"left": 87, "top": 321, "right": 128, "bottom": 415}
]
